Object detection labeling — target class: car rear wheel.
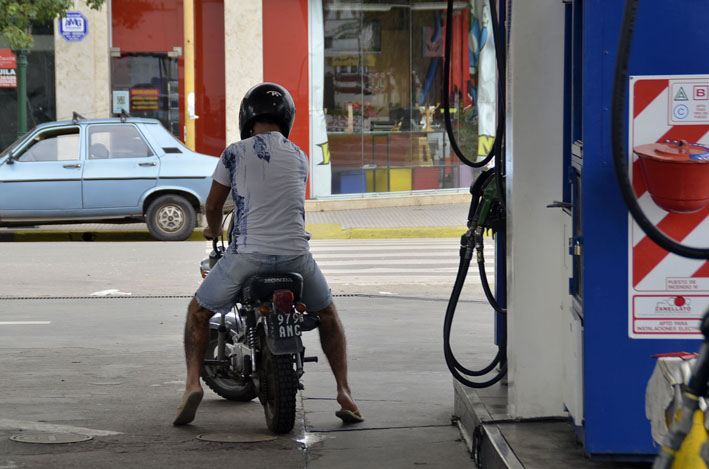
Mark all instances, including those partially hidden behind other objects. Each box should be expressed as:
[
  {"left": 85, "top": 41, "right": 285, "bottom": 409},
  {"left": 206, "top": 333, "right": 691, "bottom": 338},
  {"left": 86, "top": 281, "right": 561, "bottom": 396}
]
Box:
[{"left": 146, "top": 194, "right": 195, "bottom": 241}]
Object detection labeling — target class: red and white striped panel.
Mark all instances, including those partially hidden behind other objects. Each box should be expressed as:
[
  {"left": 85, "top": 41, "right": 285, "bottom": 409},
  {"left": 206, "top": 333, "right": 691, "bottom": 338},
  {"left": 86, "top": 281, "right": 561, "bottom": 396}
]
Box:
[{"left": 630, "top": 77, "right": 709, "bottom": 292}]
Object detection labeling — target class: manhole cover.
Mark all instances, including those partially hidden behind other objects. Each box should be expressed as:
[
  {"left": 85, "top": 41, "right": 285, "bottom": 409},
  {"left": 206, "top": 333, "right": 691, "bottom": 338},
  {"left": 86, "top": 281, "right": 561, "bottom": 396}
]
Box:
[
  {"left": 10, "top": 433, "right": 93, "bottom": 444},
  {"left": 196, "top": 432, "right": 277, "bottom": 443}
]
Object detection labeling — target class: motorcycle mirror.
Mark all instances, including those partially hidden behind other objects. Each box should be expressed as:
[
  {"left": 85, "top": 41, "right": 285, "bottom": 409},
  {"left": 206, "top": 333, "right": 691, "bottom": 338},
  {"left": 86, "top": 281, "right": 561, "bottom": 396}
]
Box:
[{"left": 5, "top": 152, "right": 14, "bottom": 164}]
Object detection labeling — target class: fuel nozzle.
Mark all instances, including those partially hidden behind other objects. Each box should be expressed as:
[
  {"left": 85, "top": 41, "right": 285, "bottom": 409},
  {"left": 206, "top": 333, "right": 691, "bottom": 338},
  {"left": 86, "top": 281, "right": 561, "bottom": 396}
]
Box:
[{"left": 460, "top": 230, "right": 475, "bottom": 260}]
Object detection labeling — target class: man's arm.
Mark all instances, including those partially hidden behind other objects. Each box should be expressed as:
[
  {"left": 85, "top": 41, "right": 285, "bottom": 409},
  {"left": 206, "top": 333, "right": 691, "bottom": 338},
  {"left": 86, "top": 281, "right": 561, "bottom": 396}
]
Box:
[{"left": 203, "top": 181, "right": 231, "bottom": 240}]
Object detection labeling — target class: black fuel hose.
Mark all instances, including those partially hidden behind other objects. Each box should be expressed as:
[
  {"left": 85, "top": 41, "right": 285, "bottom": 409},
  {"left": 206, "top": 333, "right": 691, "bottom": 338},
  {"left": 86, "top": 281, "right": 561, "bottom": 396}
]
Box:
[
  {"left": 468, "top": 169, "right": 507, "bottom": 314},
  {"left": 468, "top": 170, "right": 506, "bottom": 315},
  {"left": 443, "top": 169, "right": 507, "bottom": 388},
  {"left": 612, "top": 0, "right": 709, "bottom": 259},
  {"left": 443, "top": 235, "right": 507, "bottom": 388},
  {"left": 443, "top": 0, "right": 500, "bottom": 169},
  {"left": 475, "top": 228, "right": 506, "bottom": 315}
]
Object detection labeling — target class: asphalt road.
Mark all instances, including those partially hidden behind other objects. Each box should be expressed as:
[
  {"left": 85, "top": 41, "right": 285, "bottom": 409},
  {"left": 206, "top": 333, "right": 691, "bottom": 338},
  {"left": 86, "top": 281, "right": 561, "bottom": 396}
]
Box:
[{"left": 0, "top": 241, "right": 497, "bottom": 468}]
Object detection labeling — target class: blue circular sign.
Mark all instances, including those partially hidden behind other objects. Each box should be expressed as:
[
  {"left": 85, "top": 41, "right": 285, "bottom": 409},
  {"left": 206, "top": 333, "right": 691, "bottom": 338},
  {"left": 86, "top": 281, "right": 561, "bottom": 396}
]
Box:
[
  {"left": 60, "top": 12, "right": 88, "bottom": 42},
  {"left": 673, "top": 104, "right": 689, "bottom": 120}
]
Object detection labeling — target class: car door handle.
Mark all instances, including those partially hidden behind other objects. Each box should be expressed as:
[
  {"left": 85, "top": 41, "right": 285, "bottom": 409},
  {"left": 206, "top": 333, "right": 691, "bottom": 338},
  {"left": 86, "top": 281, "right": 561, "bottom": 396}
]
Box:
[
  {"left": 139, "top": 162, "right": 157, "bottom": 167},
  {"left": 63, "top": 164, "right": 81, "bottom": 169}
]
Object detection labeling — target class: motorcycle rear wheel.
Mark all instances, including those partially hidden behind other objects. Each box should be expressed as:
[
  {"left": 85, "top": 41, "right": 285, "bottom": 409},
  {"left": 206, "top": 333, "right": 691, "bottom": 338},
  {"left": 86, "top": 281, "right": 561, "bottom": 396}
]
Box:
[
  {"left": 261, "top": 347, "right": 298, "bottom": 433},
  {"left": 201, "top": 336, "right": 257, "bottom": 402}
]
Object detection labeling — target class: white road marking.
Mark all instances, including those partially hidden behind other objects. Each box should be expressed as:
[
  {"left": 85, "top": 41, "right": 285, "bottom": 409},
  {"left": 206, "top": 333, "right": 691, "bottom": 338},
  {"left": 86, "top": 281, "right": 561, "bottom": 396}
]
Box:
[
  {"left": 90, "top": 289, "right": 131, "bottom": 296},
  {"left": 0, "top": 418, "right": 122, "bottom": 436},
  {"left": 0, "top": 321, "right": 51, "bottom": 325},
  {"left": 203, "top": 238, "right": 496, "bottom": 286}
]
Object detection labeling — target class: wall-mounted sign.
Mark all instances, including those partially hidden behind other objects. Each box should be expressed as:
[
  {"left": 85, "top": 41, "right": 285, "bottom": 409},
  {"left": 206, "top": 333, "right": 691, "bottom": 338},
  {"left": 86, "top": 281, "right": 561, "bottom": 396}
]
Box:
[
  {"left": 112, "top": 90, "right": 130, "bottom": 114},
  {"left": 60, "top": 12, "right": 88, "bottom": 42},
  {"left": 130, "top": 88, "right": 160, "bottom": 111},
  {"left": 0, "top": 49, "right": 17, "bottom": 88}
]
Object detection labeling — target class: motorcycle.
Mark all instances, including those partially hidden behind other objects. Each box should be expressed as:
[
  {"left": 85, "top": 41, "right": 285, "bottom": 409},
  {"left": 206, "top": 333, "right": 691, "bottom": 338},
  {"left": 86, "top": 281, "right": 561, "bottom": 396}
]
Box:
[{"left": 199, "top": 232, "right": 320, "bottom": 434}]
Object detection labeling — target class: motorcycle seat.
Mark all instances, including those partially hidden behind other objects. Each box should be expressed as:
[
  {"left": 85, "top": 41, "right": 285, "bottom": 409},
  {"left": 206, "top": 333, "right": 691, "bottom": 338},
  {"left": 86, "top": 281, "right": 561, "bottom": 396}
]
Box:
[{"left": 240, "top": 272, "right": 303, "bottom": 304}]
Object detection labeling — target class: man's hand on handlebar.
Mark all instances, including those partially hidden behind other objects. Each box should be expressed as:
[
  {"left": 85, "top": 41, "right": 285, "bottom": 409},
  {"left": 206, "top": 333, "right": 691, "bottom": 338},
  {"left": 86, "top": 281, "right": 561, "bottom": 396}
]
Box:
[{"left": 203, "top": 225, "right": 223, "bottom": 241}]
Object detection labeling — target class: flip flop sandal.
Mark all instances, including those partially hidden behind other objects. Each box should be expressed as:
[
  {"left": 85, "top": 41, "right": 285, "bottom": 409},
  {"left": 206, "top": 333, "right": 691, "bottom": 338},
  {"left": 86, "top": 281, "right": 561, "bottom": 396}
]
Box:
[
  {"left": 335, "top": 408, "right": 364, "bottom": 424},
  {"left": 173, "top": 391, "right": 203, "bottom": 426}
]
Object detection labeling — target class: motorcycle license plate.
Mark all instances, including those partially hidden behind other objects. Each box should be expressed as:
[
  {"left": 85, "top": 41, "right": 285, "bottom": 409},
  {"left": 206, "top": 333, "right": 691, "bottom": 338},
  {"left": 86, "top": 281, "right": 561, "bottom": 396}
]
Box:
[{"left": 275, "top": 312, "right": 303, "bottom": 339}]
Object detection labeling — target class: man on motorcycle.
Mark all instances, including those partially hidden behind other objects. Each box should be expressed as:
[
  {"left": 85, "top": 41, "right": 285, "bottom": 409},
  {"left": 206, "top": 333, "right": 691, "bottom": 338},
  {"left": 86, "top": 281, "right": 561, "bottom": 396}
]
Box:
[{"left": 173, "top": 82, "right": 362, "bottom": 426}]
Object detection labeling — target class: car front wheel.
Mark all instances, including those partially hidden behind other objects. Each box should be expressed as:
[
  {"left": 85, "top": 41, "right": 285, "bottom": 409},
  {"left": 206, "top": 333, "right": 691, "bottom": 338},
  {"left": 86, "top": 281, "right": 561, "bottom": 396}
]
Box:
[{"left": 146, "top": 195, "right": 196, "bottom": 241}]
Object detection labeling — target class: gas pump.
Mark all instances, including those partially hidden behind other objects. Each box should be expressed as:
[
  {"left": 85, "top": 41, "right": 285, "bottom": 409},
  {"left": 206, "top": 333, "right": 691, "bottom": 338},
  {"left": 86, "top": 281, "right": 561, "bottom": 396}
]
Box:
[
  {"left": 448, "top": 0, "right": 709, "bottom": 464},
  {"left": 557, "top": 0, "right": 709, "bottom": 459},
  {"left": 611, "top": 1, "right": 709, "bottom": 465}
]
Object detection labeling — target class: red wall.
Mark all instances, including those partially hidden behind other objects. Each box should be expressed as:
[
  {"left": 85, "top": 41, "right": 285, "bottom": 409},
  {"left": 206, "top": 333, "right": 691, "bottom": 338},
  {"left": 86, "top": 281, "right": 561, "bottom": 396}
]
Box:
[
  {"left": 262, "top": 0, "right": 311, "bottom": 197},
  {"left": 195, "top": 0, "right": 226, "bottom": 156},
  {"left": 112, "top": 0, "right": 183, "bottom": 53},
  {"left": 112, "top": 0, "right": 226, "bottom": 157}
]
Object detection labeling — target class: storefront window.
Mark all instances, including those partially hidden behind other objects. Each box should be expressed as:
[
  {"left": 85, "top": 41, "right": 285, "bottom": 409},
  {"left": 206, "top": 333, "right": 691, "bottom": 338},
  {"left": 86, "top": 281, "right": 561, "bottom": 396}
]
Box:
[
  {"left": 0, "top": 21, "right": 56, "bottom": 150},
  {"left": 110, "top": 54, "right": 180, "bottom": 137},
  {"left": 321, "top": 0, "right": 495, "bottom": 195}
]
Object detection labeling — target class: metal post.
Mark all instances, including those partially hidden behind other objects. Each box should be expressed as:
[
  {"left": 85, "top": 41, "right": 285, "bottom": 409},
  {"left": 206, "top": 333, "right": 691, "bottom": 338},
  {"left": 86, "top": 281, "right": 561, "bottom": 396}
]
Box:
[
  {"left": 16, "top": 49, "right": 28, "bottom": 137},
  {"left": 184, "top": 0, "right": 197, "bottom": 150}
]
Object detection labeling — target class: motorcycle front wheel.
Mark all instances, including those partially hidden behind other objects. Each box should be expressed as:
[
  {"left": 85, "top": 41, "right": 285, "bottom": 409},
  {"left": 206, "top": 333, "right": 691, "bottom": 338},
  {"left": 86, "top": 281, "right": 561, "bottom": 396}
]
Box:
[
  {"left": 201, "top": 335, "right": 257, "bottom": 402},
  {"left": 261, "top": 346, "right": 298, "bottom": 433}
]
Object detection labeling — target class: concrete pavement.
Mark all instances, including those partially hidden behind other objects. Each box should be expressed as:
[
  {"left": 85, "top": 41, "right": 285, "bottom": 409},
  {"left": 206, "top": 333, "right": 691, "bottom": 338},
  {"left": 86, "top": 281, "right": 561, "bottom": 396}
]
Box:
[{"left": 0, "top": 239, "right": 489, "bottom": 468}]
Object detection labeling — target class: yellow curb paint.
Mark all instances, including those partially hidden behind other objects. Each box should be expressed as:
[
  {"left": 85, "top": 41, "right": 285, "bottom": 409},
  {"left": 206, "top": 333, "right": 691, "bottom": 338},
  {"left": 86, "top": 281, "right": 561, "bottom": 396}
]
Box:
[
  {"left": 346, "top": 227, "right": 468, "bottom": 239},
  {"left": 306, "top": 223, "right": 350, "bottom": 240},
  {"left": 306, "top": 223, "right": 473, "bottom": 240},
  {"left": 12, "top": 231, "right": 155, "bottom": 242},
  {"left": 4, "top": 225, "right": 491, "bottom": 242}
]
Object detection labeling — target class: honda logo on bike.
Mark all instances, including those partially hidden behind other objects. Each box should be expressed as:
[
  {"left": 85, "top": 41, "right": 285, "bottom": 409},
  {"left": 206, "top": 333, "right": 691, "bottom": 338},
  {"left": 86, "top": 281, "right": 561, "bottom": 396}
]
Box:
[
  {"left": 264, "top": 278, "right": 292, "bottom": 283},
  {"left": 266, "top": 90, "right": 282, "bottom": 97}
]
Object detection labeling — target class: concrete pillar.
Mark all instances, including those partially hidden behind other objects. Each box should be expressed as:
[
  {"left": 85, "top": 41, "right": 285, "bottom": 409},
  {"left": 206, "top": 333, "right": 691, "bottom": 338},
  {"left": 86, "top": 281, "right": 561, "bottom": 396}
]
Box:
[
  {"left": 505, "top": 0, "right": 567, "bottom": 418},
  {"left": 224, "top": 1, "right": 263, "bottom": 144},
  {"left": 53, "top": 3, "right": 110, "bottom": 121}
]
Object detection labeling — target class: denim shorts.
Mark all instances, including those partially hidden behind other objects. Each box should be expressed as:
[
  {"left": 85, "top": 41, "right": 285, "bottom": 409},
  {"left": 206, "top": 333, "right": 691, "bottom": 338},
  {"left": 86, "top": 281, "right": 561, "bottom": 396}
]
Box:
[{"left": 195, "top": 251, "right": 332, "bottom": 314}]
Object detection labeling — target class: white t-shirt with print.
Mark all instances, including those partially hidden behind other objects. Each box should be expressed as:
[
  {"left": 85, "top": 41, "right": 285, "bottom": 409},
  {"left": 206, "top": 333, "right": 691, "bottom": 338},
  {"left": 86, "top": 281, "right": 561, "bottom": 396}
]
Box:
[{"left": 212, "top": 131, "right": 311, "bottom": 255}]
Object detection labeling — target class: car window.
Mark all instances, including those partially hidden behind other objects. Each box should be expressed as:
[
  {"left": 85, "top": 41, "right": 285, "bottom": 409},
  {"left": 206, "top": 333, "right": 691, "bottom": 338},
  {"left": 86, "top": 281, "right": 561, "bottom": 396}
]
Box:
[
  {"left": 15, "top": 128, "right": 80, "bottom": 162},
  {"left": 88, "top": 125, "right": 154, "bottom": 159},
  {"left": 144, "top": 122, "right": 190, "bottom": 154},
  {"left": 0, "top": 133, "right": 28, "bottom": 159}
]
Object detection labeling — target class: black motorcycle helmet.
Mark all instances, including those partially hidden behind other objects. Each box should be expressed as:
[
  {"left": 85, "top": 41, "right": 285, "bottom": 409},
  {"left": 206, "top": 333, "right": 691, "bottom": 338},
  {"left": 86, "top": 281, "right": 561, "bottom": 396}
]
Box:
[{"left": 239, "top": 82, "right": 296, "bottom": 140}]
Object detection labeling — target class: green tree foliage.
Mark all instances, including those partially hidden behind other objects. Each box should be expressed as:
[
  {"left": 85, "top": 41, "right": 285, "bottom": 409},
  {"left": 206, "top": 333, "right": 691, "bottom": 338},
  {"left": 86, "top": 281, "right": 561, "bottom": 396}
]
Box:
[{"left": 0, "top": 0, "right": 105, "bottom": 50}]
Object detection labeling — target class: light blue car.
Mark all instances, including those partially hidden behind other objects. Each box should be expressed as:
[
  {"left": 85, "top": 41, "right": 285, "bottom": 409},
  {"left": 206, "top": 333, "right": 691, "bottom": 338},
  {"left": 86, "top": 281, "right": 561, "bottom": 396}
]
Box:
[{"left": 0, "top": 117, "right": 219, "bottom": 241}]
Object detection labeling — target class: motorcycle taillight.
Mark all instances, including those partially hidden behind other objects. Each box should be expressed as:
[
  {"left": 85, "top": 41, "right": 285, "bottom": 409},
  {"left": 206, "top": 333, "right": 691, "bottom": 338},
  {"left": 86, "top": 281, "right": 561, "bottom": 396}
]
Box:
[{"left": 273, "top": 290, "right": 294, "bottom": 312}]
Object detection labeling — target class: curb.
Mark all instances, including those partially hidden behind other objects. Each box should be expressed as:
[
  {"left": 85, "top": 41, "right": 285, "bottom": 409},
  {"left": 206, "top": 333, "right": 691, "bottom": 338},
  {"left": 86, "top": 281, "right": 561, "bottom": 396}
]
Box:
[
  {"left": 305, "top": 192, "right": 470, "bottom": 212},
  {"left": 0, "top": 224, "right": 470, "bottom": 242},
  {"left": 306, "top": 223, "right": 468, "bottom": 240}
]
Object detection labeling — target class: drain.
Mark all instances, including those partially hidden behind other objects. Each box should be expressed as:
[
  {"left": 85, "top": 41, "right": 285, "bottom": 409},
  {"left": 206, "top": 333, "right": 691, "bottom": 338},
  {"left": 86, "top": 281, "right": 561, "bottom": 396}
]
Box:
[
  {"left": 196, "top": 432, "right": 277, "bottom": 443},
  {"left": 9, "top": 433, "right": 93, "bottom": 444}
]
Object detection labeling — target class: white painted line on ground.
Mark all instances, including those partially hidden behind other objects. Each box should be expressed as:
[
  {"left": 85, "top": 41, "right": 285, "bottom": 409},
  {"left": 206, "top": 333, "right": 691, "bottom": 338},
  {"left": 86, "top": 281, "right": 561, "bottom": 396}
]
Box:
[
  {"left": 90, "top": 289, "right": 131, "bottom": 296},
  {"left": 0, "top": 418, "right": 122, "bottom": 436},
  {"left": 0, "top": 321, "right": 51, "bottom": 325}
]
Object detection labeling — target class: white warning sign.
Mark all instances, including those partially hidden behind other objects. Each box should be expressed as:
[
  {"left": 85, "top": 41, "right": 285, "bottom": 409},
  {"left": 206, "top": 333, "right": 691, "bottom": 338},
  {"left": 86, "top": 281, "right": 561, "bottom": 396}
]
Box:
[
  {"left": 632, "top": 295, "right": 708, "bottom": 337},
  {"left": 668, "top": 79, "right": 709, "bottom": 125},
  {"left": 628, "top": 75, "right": 709, "bottom": 339}
]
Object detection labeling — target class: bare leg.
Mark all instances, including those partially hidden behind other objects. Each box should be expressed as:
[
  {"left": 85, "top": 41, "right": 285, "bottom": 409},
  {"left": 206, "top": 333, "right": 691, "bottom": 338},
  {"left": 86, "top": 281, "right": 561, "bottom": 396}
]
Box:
[
  {"left": 173, "top": 297, "right": 213, "bottom": 425},
  {"left": 313, "top": 302, "right": 359, "bottom": 415}
]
